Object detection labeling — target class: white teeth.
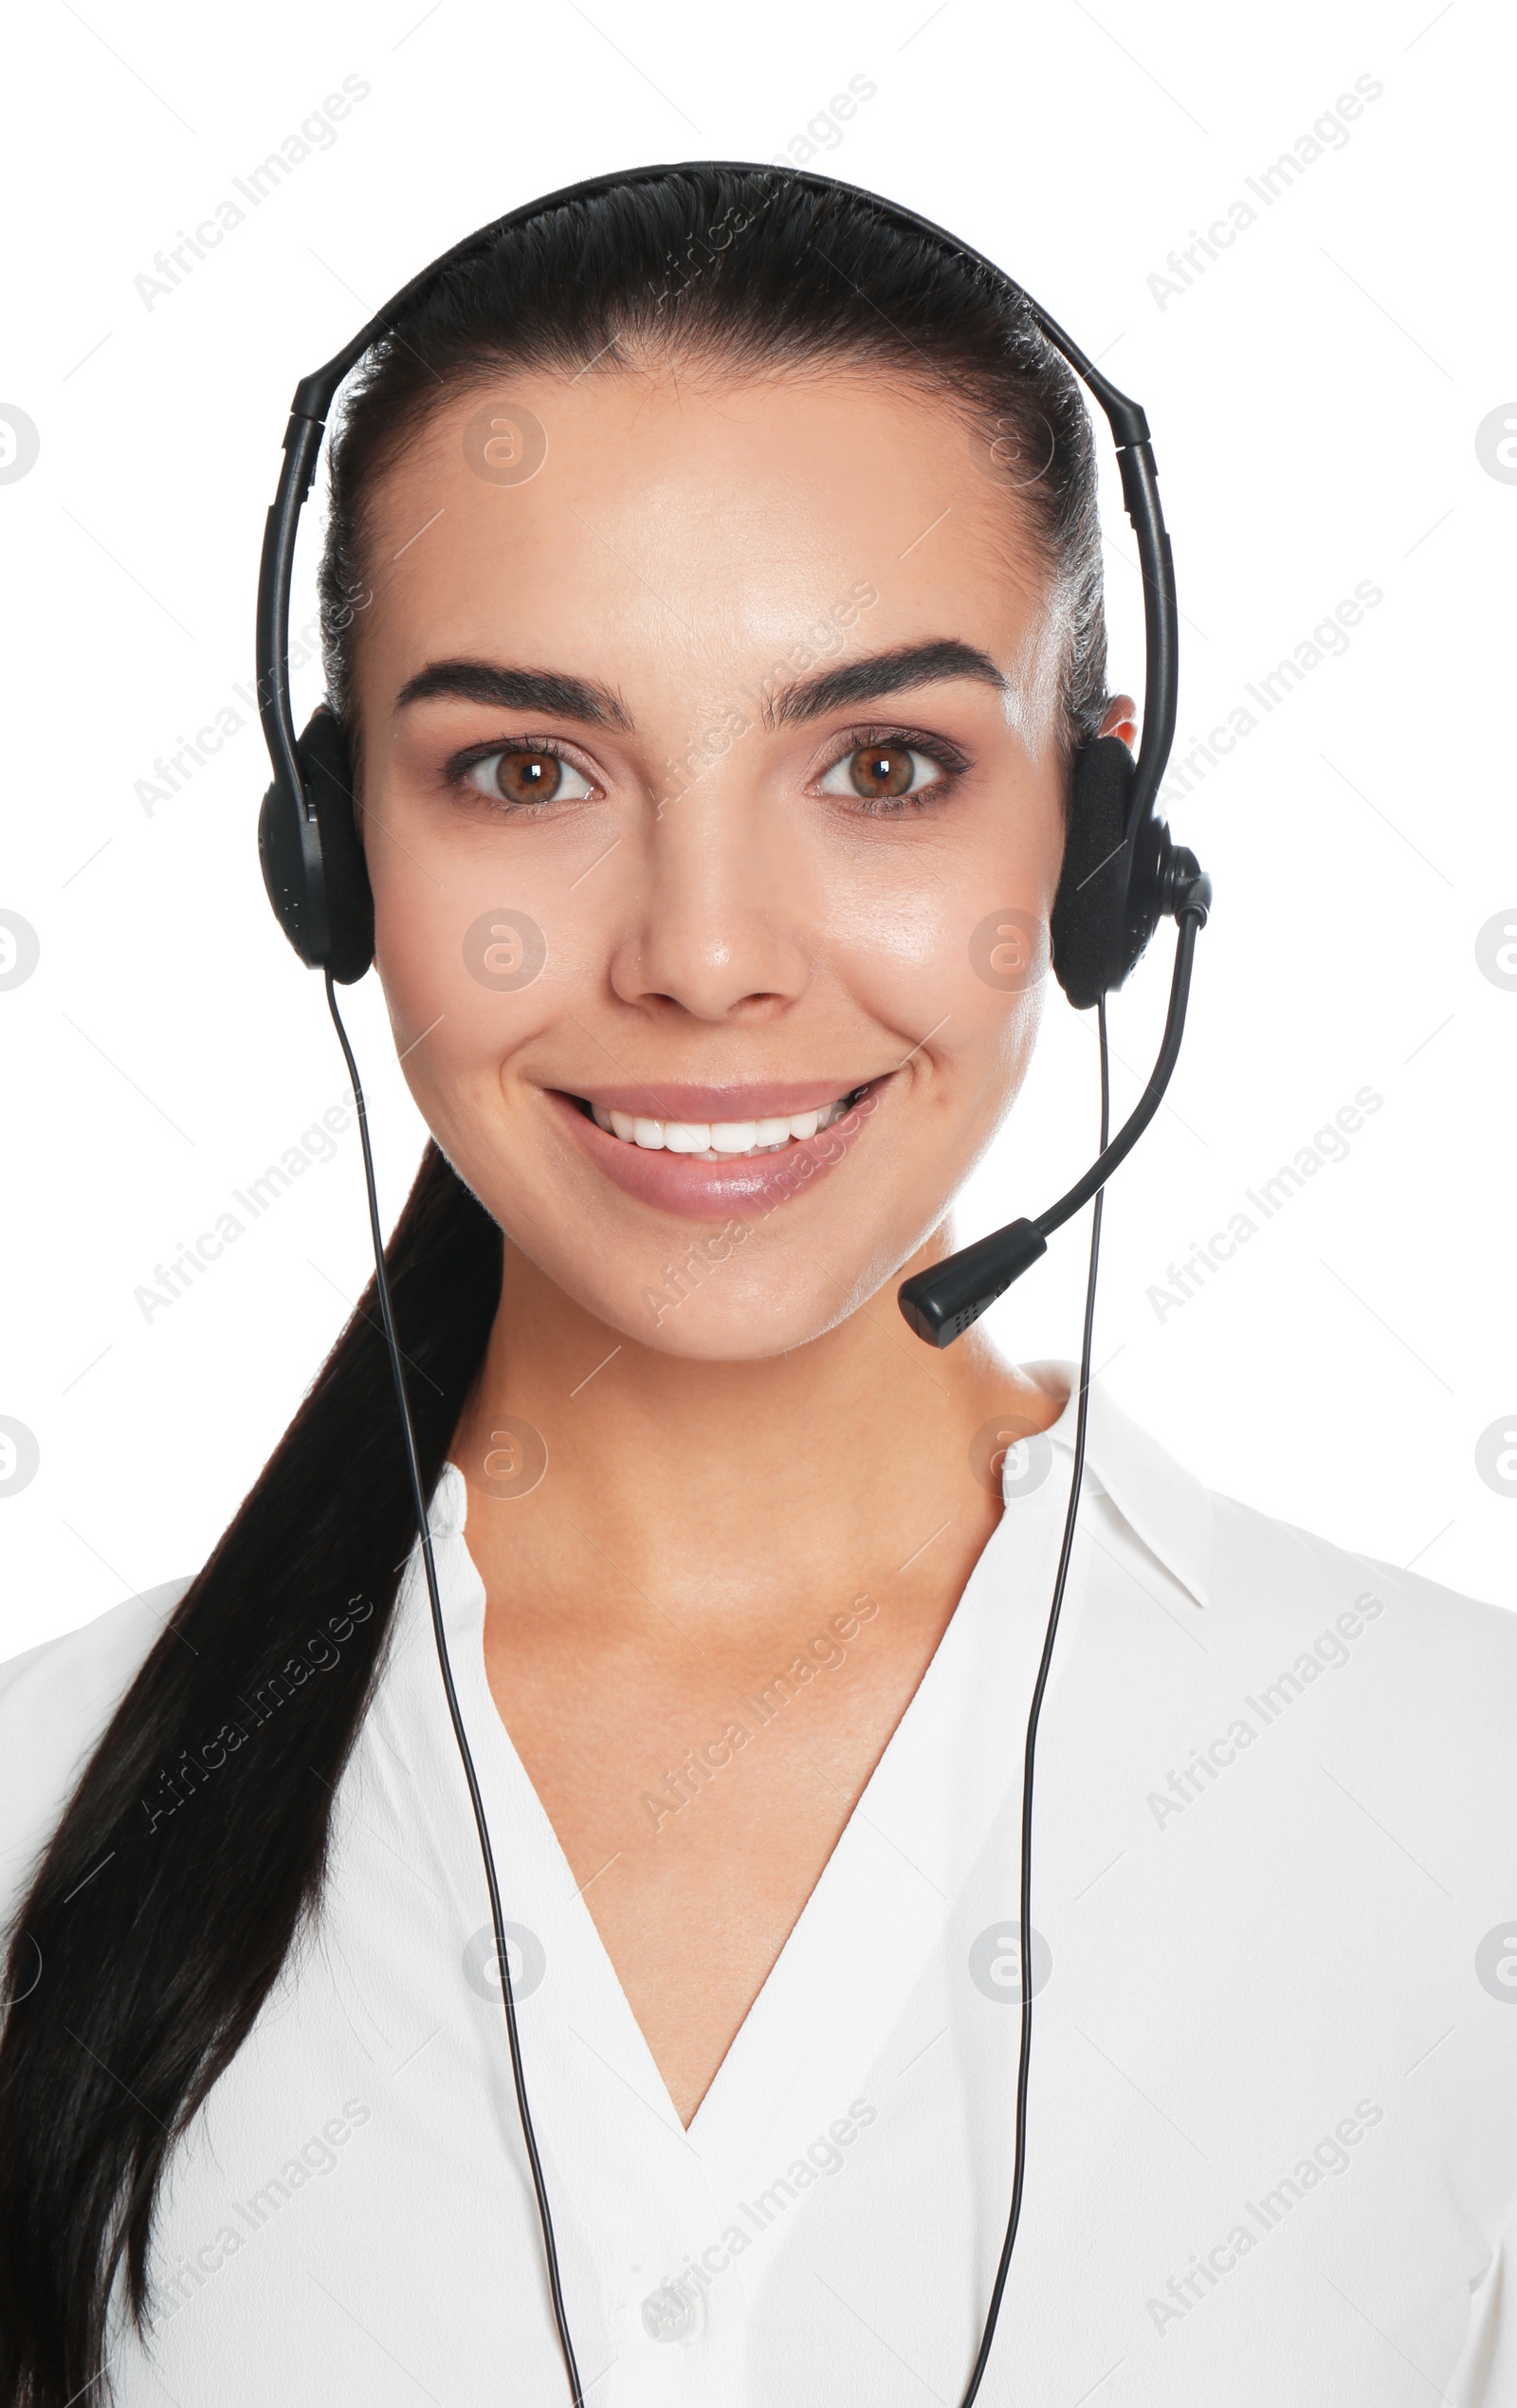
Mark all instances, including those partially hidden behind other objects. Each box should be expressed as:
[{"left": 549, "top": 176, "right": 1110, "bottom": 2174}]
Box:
[{"left": 591, "top": 1091, "right": 864, "bottom": 1158}]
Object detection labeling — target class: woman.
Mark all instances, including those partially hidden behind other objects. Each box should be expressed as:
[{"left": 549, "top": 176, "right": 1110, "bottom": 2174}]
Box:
[{"left": 2, "top": 166, "right": 1513, "bottom": 2407}]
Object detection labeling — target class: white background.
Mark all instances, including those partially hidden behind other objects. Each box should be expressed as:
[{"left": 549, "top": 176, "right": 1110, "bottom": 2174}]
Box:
[{"left": 2, "top": 0, "right": 1512, "bottom": 1654}]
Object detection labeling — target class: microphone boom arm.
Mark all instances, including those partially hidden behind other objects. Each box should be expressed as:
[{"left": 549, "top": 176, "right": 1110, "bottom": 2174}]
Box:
[{"left": 898, "top": 872, "right": 1212, "bottom": 1350}]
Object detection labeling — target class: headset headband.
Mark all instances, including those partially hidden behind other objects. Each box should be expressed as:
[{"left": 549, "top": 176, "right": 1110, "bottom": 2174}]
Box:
[{"left": 254, "top": 160, "right": 1179, "bottom": 933}]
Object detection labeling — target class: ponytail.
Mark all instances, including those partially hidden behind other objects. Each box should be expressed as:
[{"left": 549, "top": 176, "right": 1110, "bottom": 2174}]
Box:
[{"left": 0, "top": 1144, "right": 500, "bottom": 2408}]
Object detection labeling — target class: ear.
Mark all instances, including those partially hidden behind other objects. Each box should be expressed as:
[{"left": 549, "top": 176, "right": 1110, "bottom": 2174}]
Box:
[{"left": 1096, "top": 691, "right": 1139, "bottom": 752}]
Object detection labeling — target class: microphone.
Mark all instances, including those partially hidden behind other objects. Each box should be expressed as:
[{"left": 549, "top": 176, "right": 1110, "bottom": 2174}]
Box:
[{"left": 897, "top": 857, "right": 1212, "bottom": 1349}]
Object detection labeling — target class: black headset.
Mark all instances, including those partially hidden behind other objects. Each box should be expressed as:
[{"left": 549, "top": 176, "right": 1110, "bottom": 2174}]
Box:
[{"left": 254, "top": 162, "right": 1212, "bottom": 2408}]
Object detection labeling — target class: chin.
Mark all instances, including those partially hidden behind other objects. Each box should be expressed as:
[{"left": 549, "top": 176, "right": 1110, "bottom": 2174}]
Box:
[{"left": 563, "top": 1260, "right": 871, "bottom": 1363}]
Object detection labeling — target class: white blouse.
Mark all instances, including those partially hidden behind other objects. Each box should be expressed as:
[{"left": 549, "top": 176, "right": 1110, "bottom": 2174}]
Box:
[{"left": 4, "top": 1361, "right": 1516, "bottom": 2405}]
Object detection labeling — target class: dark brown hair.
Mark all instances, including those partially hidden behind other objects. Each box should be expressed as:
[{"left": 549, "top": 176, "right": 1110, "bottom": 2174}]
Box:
[
  {"left": 317, "top": 167, "right": 1109, "bottom": 767},
  {"left": 0, "top": 164, "right": 1108, "bottom": 2408}
]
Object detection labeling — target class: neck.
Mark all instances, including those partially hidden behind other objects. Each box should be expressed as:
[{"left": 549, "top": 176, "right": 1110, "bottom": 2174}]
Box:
[{"left": 450, "top": 1232, "right": 1066, "bottom": 1643}]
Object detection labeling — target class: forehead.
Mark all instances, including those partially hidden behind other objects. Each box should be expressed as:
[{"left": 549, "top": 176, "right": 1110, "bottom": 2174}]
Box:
[{"left": 354, "top": 367, "right": 1052, "bottom": 705}]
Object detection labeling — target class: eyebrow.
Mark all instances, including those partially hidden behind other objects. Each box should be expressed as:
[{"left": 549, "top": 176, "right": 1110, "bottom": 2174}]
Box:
[
  {"left": 392, "top": 638, "right": 1005, "bottom": 737},
  {"left": 393, "top": 658, "right": 633, "bottom": 729},
  {"left": 769, "top": 639, "right": 1008, "bottom": 728}
]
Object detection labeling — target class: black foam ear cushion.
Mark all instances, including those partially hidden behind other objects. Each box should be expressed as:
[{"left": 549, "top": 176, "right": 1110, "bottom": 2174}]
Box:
[
  {"left": 257, "top": 708, "right": 375, "bottom": 984},
  {"left": 1050, "top": 735, "right": 1133, "bottom": 1012}
]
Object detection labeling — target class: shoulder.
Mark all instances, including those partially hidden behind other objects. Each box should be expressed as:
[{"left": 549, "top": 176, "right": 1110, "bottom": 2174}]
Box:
[
  {"left": 1072, "top": 1367, "right": 1517, "bottom": 1760},
  {"left": 1208, "top": 1482, "right": 1517, "bottom": 1669},
  {"left": 0, "top": 1581, "right": 192, "bottom": 1919},
  {"left": 1186, "top": 1484, "right": 1517, "bottom": 1821},
  {"left": 1079, "top": 1364, "right": 1514, "bottom": 1675}
]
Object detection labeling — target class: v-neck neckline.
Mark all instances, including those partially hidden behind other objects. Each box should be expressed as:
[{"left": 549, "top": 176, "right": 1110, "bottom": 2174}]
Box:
[{"left": 417, "top": 1391, "right": 1093, "bottom": 2180}]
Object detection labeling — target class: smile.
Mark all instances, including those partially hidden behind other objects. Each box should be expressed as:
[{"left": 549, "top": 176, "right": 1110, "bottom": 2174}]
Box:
[
  {"left": 551, "top": 1078, "right": 886, "bottom": 1219},
  {"left": 581, "top": 1092, "right": 864, "bottom": 1161}
]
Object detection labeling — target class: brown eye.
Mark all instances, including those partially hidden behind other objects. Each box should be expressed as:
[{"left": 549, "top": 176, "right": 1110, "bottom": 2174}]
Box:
[
  {"left": 850, "top": 745, "right": 914, "bottom": 799},
  {"left": 496, "top": 749, "right": 561, "bottom": 803},
  {"left": 466, "top": 747, "right": 594, "bottom": 807},
  {"left": 816, "top": 740, "right": 949, "bottom": 806}
]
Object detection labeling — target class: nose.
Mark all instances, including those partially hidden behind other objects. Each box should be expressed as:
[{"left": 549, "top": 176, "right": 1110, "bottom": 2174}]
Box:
[{"left": 609, "top": 773, "right": 814, "bottom": 1024}]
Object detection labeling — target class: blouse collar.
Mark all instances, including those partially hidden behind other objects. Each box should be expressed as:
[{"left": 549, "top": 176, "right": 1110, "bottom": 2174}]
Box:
[{"left": 425, "top": 1359, "right": 1213, "bottom": 1616}]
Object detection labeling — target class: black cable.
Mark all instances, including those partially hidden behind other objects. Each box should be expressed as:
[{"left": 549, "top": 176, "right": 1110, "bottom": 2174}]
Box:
[
  {"left": 958, "top": 994, "right": 1111, "bottom": 2408},
  {"left": 326, "top": 955, "right": 1122, "bottom": 2407},
  {"left": 1034, "top": 912, "right": 1197, "bottom": 1244},
  {"left": 323, "top": 973, "right": 586, "bottom": 2408}
]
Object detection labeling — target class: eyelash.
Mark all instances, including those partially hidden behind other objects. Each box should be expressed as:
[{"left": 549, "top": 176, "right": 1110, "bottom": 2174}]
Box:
[
  {"left": 440, "top": 725, "right": 974, "bottom": 812},
  {"left": 444, "top": 736, "right": 598, "bottom": 806},
  {"left": 814, "top": 724, "right": 973, "bottom": 812}
]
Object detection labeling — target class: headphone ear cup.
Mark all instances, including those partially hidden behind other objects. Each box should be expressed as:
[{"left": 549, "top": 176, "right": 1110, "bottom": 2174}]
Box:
[
  {"left": 258, "top": 709, "right": 375, "bottom": 984},
  {"left": 1051, "top": 735, "right": 1133, "bottom": 1011},
  {"left": 296, "top": 711, "right": 374, "bottom": 984}
]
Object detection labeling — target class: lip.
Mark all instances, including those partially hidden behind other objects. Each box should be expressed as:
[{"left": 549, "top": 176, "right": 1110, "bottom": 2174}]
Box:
[
  {"left": 548, "top": 1078, "right": 888, "bottom": 1219},
  {"left": 569, "top": 1080, "right": 860, "bottom": 1122}
]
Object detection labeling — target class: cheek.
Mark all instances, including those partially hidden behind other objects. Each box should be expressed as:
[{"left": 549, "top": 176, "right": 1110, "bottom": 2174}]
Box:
[
  {"left": 828, "top": 870, "right": 1053, "bottom": 1100},
  {"left": 367, "top": 839, "right": 570, "bottom": 1117}
]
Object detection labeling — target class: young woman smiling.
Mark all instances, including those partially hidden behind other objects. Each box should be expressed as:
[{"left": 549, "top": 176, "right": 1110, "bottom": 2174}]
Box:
[{"left": 2, "top": 167, "right": 1513, "bottom": 2408}]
